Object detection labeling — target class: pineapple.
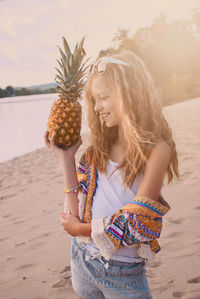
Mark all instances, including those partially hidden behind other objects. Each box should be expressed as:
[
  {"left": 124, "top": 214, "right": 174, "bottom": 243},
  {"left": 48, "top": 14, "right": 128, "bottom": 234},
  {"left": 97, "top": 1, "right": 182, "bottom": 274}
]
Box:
[{"left": 47, "top": 36, "right": 89, "bottom": 148}]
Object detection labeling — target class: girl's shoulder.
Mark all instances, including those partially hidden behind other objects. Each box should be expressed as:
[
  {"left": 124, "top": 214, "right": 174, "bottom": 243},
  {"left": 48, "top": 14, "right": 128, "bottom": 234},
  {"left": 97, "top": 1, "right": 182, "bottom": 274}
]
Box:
[{"left": 145, "top": 140, "right": 171, "bottom": 158}]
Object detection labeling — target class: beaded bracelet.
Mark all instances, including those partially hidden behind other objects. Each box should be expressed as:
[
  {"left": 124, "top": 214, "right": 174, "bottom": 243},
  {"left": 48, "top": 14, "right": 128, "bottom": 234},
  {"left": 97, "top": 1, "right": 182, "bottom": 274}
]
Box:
[{"left": 64, "top": 184, "right": 82, "bottom": 195}]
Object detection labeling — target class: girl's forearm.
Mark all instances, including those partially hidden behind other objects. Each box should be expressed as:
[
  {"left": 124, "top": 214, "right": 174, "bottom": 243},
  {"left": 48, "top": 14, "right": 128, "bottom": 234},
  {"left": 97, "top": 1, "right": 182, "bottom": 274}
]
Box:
[
  {"left": 78, "top": 223, "right": 92, "bottom": 237},
  {"left": 61, "top": 158, "right": 79, "bottom": 217}
]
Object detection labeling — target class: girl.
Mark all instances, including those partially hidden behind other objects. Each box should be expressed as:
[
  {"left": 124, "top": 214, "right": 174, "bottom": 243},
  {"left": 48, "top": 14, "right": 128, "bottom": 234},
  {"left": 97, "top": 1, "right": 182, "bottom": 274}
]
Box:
[{"left": 44, "top": 51, "right": 179, "bottom": 299}]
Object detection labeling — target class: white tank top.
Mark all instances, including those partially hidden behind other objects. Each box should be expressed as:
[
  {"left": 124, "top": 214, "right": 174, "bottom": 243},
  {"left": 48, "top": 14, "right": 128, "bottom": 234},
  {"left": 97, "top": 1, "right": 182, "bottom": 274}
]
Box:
[{"left": 84, "top": 159, "right": 146, "bottom": 263}]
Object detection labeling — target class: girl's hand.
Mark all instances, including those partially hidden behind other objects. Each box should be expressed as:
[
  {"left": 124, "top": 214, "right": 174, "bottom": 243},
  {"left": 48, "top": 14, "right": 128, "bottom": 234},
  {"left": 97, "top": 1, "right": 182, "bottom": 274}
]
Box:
[
  {"left": 44, "top": 130, "right": 82, "bottom": 162},
  {"left": 60, "top": 213, "right": 82, "bottom": 236}
]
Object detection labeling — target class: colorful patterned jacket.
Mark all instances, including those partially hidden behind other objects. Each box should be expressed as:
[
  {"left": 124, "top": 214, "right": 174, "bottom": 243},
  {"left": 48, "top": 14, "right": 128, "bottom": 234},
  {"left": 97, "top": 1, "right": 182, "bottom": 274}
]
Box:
[{"left": 76, "top": 149, "right": 171, "bottom": 261}]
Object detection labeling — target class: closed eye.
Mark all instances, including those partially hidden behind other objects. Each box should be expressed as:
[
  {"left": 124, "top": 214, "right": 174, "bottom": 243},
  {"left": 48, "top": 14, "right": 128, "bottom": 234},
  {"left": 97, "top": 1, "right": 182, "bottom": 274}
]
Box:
[
  {"left": 99, "top": 95, "right": 108, "bottom": 100},
  {"left": 92, "top": 95, "right": 108, "bottom": 102}
]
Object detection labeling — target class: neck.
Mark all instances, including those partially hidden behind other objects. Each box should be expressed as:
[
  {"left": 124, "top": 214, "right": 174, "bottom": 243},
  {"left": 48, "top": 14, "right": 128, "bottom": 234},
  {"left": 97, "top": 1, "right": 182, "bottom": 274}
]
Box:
[
  {"left": 116, "top": 126, "right": 125, "bottom": 145},
  {"left": 109, "top": 126, "right": 126, "bottom": 163}
]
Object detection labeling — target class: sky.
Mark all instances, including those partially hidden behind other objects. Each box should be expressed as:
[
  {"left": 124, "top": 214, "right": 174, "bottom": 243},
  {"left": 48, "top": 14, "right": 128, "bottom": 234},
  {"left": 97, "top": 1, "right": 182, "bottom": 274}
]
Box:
[{"left": 0, "top": 0, "right": 200, "bottom": 88}]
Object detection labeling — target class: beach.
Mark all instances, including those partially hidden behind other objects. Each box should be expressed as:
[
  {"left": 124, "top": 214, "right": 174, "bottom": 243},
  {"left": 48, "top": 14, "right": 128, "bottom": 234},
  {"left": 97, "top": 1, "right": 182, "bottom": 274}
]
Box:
[{"left": 0, "top": 97, "right": 200, "bottom": 299}]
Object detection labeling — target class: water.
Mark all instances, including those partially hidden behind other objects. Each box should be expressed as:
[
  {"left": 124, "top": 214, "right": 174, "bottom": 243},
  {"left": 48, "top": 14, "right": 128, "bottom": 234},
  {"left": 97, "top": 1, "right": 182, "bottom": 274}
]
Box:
[{"left": 0, "top": 93, "right": 89, "bottom": 163}]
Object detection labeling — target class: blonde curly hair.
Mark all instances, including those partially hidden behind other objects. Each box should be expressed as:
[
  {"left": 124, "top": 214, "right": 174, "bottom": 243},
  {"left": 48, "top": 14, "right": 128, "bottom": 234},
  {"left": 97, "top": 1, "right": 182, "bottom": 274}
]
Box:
[{"left": 84, "top": 50, "right": 179, "bottom": 188}]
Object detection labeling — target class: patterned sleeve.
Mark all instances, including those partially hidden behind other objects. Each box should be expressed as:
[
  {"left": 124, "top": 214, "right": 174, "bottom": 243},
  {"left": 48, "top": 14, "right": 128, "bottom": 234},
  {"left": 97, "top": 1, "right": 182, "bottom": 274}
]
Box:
[
  {"left": 76, "top": 152, "right": 88, "bottom": 195},
  {"left": 91, "top": 195, "right": 171, "bottom": 261},
  {"left": 76, "top": 152, "right": 93, "bottom": 243}
]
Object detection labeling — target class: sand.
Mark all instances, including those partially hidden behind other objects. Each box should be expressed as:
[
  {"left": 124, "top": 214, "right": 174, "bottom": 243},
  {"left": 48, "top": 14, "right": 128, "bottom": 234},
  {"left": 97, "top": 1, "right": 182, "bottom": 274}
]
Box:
[{"left": 0, "top": 97, "right": 200, "bottom": 299}]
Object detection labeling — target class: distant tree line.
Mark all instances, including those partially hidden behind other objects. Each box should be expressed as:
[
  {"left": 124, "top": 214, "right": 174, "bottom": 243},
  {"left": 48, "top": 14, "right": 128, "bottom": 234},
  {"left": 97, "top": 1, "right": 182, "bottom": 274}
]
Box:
[
  {"left": 2, "top": 10, "right": 200, "bottom": 105},
  {"left": 0, "top": 86, "right": 56, "bottom": 98},
  {"left": 98, "top": 10, "right": 200, "bottom": 106}
]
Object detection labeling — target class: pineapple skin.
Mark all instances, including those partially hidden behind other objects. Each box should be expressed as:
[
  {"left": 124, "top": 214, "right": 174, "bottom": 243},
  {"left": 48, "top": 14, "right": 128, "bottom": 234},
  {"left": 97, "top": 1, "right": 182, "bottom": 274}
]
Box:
[{"left": 47, "top": 98, "right": 82, "bottom": 148}]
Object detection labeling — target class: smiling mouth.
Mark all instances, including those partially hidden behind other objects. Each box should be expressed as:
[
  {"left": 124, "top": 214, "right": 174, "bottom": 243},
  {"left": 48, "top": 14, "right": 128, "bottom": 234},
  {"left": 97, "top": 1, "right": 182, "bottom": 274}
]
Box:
[{"left": 100, "top": 112, "right": 110, "bottom": 120}]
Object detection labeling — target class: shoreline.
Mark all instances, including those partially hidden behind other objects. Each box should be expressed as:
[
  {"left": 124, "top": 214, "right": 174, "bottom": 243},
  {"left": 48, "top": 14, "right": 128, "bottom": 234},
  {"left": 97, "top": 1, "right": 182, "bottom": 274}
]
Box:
[{"left": 0, "top": 96, "right": 198, "bottom": 165}]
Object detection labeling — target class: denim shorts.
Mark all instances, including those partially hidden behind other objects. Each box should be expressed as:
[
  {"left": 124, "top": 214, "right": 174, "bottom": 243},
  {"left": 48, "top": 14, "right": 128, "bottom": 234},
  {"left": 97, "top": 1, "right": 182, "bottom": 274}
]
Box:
[{"left": 71, "top": 237, "right": 152, "bottom": 299}]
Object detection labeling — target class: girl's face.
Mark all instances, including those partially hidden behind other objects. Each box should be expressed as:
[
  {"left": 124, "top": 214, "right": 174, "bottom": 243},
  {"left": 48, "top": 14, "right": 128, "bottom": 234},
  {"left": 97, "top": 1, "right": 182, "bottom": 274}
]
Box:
[{"left": 91, "top": 75, "right": 121, "bottom": 128}]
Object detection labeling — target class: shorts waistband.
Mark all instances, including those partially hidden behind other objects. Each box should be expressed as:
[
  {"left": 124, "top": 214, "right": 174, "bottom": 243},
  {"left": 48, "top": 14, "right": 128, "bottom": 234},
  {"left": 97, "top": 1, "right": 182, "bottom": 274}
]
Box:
[{"left": 72, "top": 237, "right": 146, "bottom": 268}]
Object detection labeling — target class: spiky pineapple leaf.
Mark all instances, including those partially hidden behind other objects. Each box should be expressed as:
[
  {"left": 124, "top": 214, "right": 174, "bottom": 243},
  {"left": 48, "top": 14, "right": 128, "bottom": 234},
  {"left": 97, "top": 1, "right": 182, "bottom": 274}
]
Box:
[
  {"left": 55, "top": 67, "right": 63, "bottom": 77},
  {"left": 55, "top": 36, "right": 90, "bottom": 101},
  {"left": 62, "top": 37, "right": 71, "bottom": 58},
  {"left": 66, "top": 60, "right": 71, "bottom": 74},
  {"left": 58, "top": 46, "right": 67, "bottom": 65},
  {"left": 57, "top": 59, "right": 64, "bottom": 70},
  {"left": 71, "top": 72, "right": 83, "bottom": 82},
  {"left": 78, "top": 36, "right": 85, "bottom": 52},
  {"left": 74, "top": 42, "right": 78, "bottom": 57},
  {"left": 55, "top": 74, "right": 64, "bottom": 82},
  {"left": 69, "top": 55, "right": 73, "bottom": 68},
  {"left": 82, "top": 48, "right": 86, "bottom": 55},
  {"left": 60, "top": 58, "right": 68, "bottom": 78},
  {"left": 56, "top": 85, "right": 68, "bottom": 93},
  {"left": 78, "top": 57, "right": 91, "bottom": 72}
]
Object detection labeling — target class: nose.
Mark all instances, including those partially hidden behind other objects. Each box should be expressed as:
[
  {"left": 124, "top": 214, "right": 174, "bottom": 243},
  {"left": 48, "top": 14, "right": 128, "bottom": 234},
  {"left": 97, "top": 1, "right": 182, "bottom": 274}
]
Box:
[{"left": 94, "top": 100, "right": 102, "bottom": 113}]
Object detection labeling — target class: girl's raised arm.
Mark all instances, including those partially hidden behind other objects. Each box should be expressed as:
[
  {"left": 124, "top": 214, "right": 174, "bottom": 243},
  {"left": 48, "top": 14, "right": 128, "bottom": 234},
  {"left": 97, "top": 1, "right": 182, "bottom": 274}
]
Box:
[{"left": 44, "top": 130, "right": 82, "bottom": 217}]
